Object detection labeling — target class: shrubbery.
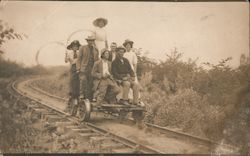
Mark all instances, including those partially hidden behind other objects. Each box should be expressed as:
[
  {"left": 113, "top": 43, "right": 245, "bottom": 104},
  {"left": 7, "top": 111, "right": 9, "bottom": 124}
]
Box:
[
  {"left": 31, "top": 49, "right": 249, "bottom": 147},
  {"left": 137, "top": 49, "right": 250, "bottom": 153},
  {"left": 0, "top": 58, "right": 50, "bottom": 77}
]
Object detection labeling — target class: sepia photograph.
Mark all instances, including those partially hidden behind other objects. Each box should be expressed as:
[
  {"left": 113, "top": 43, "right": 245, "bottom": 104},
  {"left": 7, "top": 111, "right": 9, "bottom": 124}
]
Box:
[{"left": 0, "top": 0, "right": 249, "bottom": 155}]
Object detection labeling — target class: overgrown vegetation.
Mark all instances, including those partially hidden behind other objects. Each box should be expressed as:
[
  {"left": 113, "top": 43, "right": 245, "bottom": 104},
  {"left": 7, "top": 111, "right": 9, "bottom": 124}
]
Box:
[
  {"left": 0, "top": 80, "right": 107, "bottom": 153},
  {"left": 138, "top": 48, "right": 250, "bottom": 153},
  {"left": 33, "top": 48, "right": 250, "bottom": 153},
  {"left": 0, "top": 20, "right": 51, "bottom": 152},
  {"left": 0, "top": 58, "right": 50, "bottom": 77}
]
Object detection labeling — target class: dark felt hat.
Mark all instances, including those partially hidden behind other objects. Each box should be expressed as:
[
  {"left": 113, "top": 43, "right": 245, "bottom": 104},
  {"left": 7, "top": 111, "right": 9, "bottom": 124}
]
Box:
[{"left": 67, "top": 40, "right": 81, "bottom": 50}]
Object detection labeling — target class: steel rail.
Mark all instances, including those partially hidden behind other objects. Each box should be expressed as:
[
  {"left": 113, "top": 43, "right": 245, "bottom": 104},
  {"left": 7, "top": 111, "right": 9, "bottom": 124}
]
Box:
[
  {"left": 24, "top": 77, "right": 237, "bottom": 152},
  {"left": 8, "top": 80, "right": 164, "bottom": 154}
]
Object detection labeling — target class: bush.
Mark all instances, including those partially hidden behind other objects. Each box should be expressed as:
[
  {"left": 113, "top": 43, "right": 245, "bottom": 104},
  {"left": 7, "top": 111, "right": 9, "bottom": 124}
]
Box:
[
  {"left": 26, "top": 48, "right": 250, "bottom": 149},
  {"left": 0, "top": 58, "right": 49, "bottom": 78},
  {"left": 139, "top": 50, "right": 250, "bottom": 143}
]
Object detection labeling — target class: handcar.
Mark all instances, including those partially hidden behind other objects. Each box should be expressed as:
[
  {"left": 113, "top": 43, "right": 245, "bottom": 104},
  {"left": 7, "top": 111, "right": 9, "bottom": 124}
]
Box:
[{"left": 68, "top": 97, "right": 146, "bottom": 122}]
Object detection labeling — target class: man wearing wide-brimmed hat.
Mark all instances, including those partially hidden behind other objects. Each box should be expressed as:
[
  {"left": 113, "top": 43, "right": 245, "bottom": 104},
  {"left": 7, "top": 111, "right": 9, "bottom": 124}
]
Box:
[
  {"left": 91, "top": 48, "right": 120, "bottom": 105},
  {"left": 77, "top": 35, "right": 99, "bottom": 100},
  {"left": 65, "top": 40, "right": 81, "bottom": 109},
  {"left": 92, "top": 17, "right": 108, "bottom": 53},
  {"left": 111, "top": 46, "right": 139, "bottom": 105}
]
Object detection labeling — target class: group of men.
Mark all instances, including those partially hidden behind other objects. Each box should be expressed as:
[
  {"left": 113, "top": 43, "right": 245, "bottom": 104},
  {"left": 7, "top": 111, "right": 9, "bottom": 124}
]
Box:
[{"left": 66, "top": 36, "right": 140, "bottom": 106}]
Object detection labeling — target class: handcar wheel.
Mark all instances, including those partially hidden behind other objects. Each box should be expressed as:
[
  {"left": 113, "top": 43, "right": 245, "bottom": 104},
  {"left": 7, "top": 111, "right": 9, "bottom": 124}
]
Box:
[
  {"left": 78, "top": 99, "right": 91, "bottom": 122},
  {"left": 132, "top": 110, "right": 145, "bottom": 122}
]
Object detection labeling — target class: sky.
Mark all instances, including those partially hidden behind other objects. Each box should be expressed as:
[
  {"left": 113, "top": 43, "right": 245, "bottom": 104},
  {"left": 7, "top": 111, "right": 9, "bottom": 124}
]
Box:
[{"left": 1, "top": 1, "right": 249, "bottom": 67}]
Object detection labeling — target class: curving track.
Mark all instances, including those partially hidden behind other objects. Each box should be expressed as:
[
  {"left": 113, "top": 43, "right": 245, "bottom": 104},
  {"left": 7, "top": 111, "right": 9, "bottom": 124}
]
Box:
[{"left": 8, "top": 77, "right": 237, "bottom": 154}]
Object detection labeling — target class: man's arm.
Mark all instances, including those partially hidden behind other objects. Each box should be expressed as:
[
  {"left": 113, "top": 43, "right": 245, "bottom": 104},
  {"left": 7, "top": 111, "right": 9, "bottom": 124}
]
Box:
[
  {"left": 125, "top": 59, "right": 135, "bottom": 78},
  {"left": 94, "top": 47, "right": 99, "bottom": 61},
  {"left": 91, "top": 62, "right": 102, "bottom": 79},
  {"left": 65, "top": 52, "right": 69, "bottom": 63},
  {"left": 133, "top": 52, "right": 138, "bottom": 73}
]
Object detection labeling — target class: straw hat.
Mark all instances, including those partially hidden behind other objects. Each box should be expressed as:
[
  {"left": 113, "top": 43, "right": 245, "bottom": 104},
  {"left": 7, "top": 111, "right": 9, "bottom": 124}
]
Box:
[{"left": 123, "top": 39, "right": 134, "bottom": 47}]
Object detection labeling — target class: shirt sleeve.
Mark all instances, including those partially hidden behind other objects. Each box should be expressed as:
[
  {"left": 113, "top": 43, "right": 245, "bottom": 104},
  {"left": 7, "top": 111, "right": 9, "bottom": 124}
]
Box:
[
  {"left": 104, "top": 28, "right": 108, "bottom": 41},
  {"left": 125, "top": 59, "right": 135, "bottom": 77},
  {"left": 133, "top": 52, "right": 138, "bottom": 66},
  {"left": 65, "top": 52, "right": 69, "bottom": 63},
  {"left": 67, "top": 51, "right": 75, "bottom": 64}
]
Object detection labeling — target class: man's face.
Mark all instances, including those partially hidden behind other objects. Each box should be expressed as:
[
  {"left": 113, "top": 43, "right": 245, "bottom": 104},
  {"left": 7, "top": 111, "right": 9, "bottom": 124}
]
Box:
[
  {"left": 87, "top": 40, "right": 95, "bottom": 46},
  {"left": 103, "top": 51, "right": 109, "bottom": 60},
  {"left": 116, "top": 49, "right": 125, "bottom": 58},
  {"left": 110, "top": 45, "right": 117, "bottom": 52}
]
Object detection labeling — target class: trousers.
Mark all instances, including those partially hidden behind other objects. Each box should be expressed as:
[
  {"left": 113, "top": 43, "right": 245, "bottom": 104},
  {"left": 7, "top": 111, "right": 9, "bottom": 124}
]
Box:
[
  {"left": 79, "top": 71, "right": 93, "bottom": 100},
  {"left": 122, "top": 80, "right": 139, "bottom": 104},
  {"left": 93, "top": 78, "right": 120, "bottom": 104},
  {"left": 69, "top": 64, "right": 80, "bottom": 98}
]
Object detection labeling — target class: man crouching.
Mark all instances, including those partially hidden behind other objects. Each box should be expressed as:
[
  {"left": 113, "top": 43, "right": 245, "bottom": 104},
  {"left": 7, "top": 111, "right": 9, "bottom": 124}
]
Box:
[
  {"left": 92, "top": 48, "right": 120, "bottom": 105},
  {"left": 112, "top": 46, "right": 139, "bottom": 105}
]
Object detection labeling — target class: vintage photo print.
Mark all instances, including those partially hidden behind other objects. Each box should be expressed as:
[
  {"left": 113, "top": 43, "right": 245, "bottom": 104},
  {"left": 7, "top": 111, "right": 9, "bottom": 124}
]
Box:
[{"left": 0, "top": 1, "right": 249, "bottom": 155}]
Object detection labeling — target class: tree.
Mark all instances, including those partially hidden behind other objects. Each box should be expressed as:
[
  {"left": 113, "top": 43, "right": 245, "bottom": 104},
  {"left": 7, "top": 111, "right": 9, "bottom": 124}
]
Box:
[{"left": 0, "top": 20, "right": 27, "bottom": 58}]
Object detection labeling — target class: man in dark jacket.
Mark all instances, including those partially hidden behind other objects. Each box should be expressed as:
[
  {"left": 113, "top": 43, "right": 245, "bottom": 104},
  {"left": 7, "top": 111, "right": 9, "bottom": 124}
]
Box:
[
  {"left": 77, "top": 36, "right": 99, "bottom": 100},
  {"left": 111, "top": 46, "right": 139, "bottom": 105}
]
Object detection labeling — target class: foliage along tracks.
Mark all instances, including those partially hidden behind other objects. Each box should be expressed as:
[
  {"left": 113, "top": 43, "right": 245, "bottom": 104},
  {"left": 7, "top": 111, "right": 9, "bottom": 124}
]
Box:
[
  {"left": 11, "top": 77, "right": 237, "bottom": 154},
  {"left": 7, "top": 80, "right": 163, "bottom": 154}
]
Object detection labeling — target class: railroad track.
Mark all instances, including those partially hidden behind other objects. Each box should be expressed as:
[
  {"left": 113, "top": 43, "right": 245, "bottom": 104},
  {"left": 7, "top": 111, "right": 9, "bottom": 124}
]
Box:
[
  {"left": 9, "top": 77, "right": 237, "bottom": 154},
  {"left": 7, "top": 80, "right": 164, "bottom": 154}
]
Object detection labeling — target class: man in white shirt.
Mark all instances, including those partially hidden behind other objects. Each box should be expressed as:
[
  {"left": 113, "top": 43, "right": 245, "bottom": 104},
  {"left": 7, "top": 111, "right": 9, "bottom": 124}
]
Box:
[
  {"left": 109, "top": 42, "right": 117, "bottom": 62},
  {"left": 91, "top": 48, "right": 120, "bottom": 105}
]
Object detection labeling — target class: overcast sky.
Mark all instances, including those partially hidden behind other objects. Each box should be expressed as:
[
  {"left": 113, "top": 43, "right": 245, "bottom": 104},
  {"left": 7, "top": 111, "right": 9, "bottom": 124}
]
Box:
[{"left": 1, "top": 1, "right": 249, "bottom": 67}]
